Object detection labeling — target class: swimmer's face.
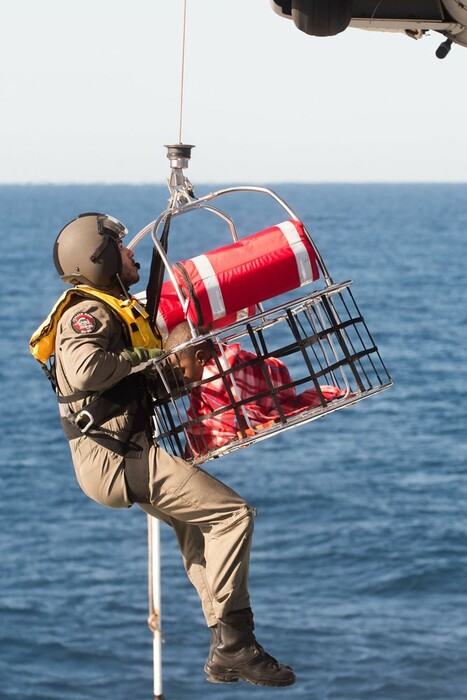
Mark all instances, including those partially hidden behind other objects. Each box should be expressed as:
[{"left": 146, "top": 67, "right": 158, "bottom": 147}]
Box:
[{"left": 169, "top": 349, "right": 206, "bottom": 384}]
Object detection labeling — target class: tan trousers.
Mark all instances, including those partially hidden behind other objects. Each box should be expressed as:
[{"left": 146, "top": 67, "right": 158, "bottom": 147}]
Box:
[
  {"left": 140, "top": 446, "right": 254, "bottom": 627},
  {"left": 71, "top": 432, "right": 254, "bottom": 627}
]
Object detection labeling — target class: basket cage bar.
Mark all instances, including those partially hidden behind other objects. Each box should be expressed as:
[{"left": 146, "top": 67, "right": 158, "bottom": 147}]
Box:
[
  {"left": 151, "top": 283, "right": 392, "bottom": 465},
  {"left": 128, "top": 186, "right": 334, "bottom": 331},
  {"left": 126, "top": 184, "right": 392, "bottom": 464}
]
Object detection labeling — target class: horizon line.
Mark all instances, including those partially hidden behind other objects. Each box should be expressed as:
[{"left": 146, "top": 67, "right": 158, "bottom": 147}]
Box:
[{"left": 0, "top": 180, "right": 466, "bottom": 186}]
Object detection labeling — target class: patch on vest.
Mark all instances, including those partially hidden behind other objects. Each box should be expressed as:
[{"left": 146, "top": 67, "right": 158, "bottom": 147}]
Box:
[{"left": 71, "top": 311, "right": 97, "bottom": 334}]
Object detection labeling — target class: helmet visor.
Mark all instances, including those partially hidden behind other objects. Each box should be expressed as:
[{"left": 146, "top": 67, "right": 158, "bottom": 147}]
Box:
[
  {"left": 99, "top": 214, "right": 128, "bottom": 240},
  {"left": 89, "top": 214, "right": 128, "bottom": 264}
]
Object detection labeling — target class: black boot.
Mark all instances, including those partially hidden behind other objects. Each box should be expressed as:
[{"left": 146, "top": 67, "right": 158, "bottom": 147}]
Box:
[
  {"left": 205, "top": 608, "right": 295, "bottom": 687},
  {"left": 208, "top": 625, "right": 238, "bottom": 683}
]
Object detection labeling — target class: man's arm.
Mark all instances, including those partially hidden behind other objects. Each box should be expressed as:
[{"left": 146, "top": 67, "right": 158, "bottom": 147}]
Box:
[{"left": 58, "top": 300, "right": 133, "bottom": 393}]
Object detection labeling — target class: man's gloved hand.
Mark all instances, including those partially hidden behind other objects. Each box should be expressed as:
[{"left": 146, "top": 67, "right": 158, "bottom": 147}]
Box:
[{"left": 122, "top": 346, "right": 164, "bottom": 373}]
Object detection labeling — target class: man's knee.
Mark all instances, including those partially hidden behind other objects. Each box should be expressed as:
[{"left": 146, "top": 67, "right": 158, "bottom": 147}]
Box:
[{"left": 217, "top": 504, "right": 256, "bottom": 537}]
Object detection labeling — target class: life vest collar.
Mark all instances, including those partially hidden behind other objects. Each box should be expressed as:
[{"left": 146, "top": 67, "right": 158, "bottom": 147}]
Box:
[{"left": 30, "top": 285, "right": 162, "bottom": 364}]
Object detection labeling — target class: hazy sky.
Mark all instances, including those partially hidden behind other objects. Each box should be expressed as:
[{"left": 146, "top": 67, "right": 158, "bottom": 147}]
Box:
[{"left": 1, "top": 0, "right": 466, "bottom": 183}]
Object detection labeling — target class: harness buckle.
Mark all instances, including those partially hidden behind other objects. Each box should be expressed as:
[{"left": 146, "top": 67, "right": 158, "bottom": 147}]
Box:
[{"left": 74, "top": 410, "right": 94, "bottom": 434}]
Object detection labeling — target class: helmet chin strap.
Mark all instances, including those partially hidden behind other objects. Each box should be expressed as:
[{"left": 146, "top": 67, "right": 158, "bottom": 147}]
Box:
[{"left": 115, "top": 273, "right": 132, "bottom": 299}]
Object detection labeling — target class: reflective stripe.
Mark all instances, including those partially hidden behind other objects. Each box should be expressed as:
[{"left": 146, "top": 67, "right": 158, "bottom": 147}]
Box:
[
  {"left": 236, "top": 307, "right": 251, "bottom": 321},
  {"left": 190, "top": 254, "right": 226, "bottom": 321},
  {"left": 277, "top": 220, "right": 314, "bottom": 285}
]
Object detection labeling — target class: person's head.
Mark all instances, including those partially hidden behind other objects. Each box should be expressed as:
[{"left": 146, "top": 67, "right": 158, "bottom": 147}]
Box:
[
  {"left": 53, "top": 212, "right": 140, "bottom": 293},
  {"left": 165, "top": 322, "right": 212, "bottom": 383}
]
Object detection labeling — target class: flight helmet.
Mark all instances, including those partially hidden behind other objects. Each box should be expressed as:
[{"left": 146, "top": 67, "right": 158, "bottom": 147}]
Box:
[{"left": 53, "top": 212, "right": 128, "bottom": 290}]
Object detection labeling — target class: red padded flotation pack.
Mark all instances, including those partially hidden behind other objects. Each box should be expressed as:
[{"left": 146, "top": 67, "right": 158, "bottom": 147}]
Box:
[
  {"left": 156, "top": 280, "right": 255, "bottom": 338},
  {"left": 156, "top": 219, "right": 321, "bottom": 337}
]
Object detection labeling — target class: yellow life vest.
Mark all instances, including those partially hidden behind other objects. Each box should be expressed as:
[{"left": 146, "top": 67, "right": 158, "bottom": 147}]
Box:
[{"left": 30, "top": 286, "right": 162, "bottom": 364}]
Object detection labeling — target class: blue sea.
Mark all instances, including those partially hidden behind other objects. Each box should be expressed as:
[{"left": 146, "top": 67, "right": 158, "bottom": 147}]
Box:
[{"left": 1, "top": 182, "right": 467, "bottom": 700}]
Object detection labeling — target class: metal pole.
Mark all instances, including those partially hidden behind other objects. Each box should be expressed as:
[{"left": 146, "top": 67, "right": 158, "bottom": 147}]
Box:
[{"left": 147, "top": 515, "right": 164, "bottom": 700}]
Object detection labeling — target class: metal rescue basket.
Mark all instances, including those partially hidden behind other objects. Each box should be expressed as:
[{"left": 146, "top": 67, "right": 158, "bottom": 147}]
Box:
[{"left": 130, "top": 145, "right": 392, "bottom": 466}]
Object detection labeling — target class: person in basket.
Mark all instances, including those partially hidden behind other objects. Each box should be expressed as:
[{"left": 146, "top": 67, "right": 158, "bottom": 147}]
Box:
[{"left": 166, "top": 321, "right": 345, "bottom": 457}]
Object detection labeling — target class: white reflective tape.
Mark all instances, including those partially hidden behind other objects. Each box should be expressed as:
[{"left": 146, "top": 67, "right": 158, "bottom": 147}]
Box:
[
  {"left": 277, "top": 220, "right": 314, "bottom": 285},
  {"left": 236, "top": 307, "right": 250, "bottom": 321},
  {"left": 190, "top": 254, "right": 226, "bottom": 320}
]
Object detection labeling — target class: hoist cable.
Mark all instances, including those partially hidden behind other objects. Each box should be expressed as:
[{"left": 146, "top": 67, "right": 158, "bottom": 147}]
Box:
[
  {"left": 178, "top": 0, "right": 188, "bottom": 144},
  {"left": 146, "top": 1, "right": 188, "bottom": 330}
]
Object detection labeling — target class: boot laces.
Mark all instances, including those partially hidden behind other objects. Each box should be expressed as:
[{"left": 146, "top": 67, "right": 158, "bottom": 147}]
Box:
[{"left": 255, "top": 643, "right": 280, "bottom": 669}]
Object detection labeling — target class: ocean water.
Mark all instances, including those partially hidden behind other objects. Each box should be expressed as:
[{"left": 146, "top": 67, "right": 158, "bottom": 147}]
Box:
[{"left": 1, "top": 182, "right": 467, "bottom": 700}]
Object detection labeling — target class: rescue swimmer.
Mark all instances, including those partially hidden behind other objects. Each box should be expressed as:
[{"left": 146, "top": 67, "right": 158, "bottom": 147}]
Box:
[{"left": 29, "top": 212, "right": 295, "bottom": 688}]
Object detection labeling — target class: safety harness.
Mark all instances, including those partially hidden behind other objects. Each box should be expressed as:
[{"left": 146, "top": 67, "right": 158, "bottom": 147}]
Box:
[
  {"left": 58, "top": 374, "right": 150, "bottom": 461},
  {"left": 30, "top": 287, "right": 162, "bottom": 472}
]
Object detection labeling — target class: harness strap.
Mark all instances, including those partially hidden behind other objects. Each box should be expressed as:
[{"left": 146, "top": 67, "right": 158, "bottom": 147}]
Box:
[
  {"left": 60, "top": 375, "right": 149, "bottom": 458},
  {"left": 57, "top": 389, "right": 93, "bottom": 403},
  {"left": 146, "top": 213, "right": 172, "bottom": 328},
  {"left": 60, "top": 416, "right": 144, "bottom": 458},
  {"left": 173, "top": 261, "right": 204, "bottom": 325}
]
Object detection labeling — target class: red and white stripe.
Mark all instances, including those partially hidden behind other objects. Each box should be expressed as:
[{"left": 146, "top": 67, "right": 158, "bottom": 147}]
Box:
[{"left": 156, "top": 219, "right": 321, "bottom": 336}]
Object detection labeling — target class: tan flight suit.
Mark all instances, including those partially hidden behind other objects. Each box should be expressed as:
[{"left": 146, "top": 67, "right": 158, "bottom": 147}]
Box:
[{"left": 55, "top": 295, "right": 254, "bottom": 626}]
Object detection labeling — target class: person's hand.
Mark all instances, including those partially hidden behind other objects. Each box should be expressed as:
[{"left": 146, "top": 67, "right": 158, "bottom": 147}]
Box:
[{"left": 122, "top": 346, "right": 163, "bottom": 373}]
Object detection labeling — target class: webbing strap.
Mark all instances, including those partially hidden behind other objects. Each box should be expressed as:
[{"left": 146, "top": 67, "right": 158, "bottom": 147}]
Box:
[
  {"left": 57, "top": 389, "right": 93, "bottom": 403},
  {"left": 60, "top": 375, "right": 148, "bottom": 457},
  {"left": 60, "top": 416, "right": 143, "bottom": 458},
  {"left": 146, "top": 214, "right": 172, "bottom": 328},
  {"left": 173, "top": 262, "right": 204, "bottom": 325}
]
